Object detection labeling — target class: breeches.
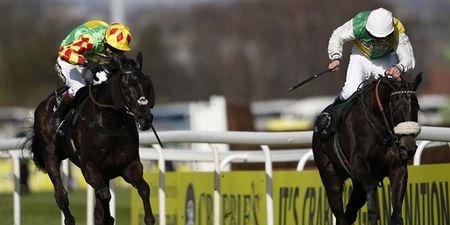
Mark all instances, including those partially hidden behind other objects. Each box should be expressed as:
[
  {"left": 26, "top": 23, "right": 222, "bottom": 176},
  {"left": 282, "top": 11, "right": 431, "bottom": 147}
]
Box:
[
  {"left": 55, "top": 57, "right": 107, "bottom": 97},
  {"left": 340, "top": 47, "right": 399, "bottom": 100}
]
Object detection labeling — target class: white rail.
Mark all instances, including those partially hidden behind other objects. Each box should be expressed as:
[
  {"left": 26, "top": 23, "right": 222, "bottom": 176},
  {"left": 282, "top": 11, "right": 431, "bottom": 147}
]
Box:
[{"left": 1, "top": 126, "right": 449, "bottom": 225}]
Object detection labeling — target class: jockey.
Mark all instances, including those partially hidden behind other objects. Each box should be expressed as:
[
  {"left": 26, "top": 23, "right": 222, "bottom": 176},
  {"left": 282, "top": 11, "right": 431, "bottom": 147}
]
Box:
[
  {"left": 53, "top": 20, "right": 132, "bottom": 134},
  {"left": 315, "top": 8, "right": 415, "bottom": 137}
]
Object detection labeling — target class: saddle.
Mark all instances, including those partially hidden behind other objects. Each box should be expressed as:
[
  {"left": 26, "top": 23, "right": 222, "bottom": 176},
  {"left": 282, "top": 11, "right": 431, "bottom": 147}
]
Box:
[
  {"left": 54, "top": 84, "right": 132, "bottom": 137},
  {"left": 314, "top": 90, "right": 361, "bottom": 139},
  {"left": 54, "top": 86, "right": 91, "bottom": 137}
]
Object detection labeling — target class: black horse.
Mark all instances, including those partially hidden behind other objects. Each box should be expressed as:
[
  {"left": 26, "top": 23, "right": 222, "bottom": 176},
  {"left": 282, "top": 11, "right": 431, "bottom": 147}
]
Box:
[
  {"left": 24, "top": 53, "right": 156, "bottom": 225},
  {"left": 312, "top": 74, "right": 422, "bottom": 225}
]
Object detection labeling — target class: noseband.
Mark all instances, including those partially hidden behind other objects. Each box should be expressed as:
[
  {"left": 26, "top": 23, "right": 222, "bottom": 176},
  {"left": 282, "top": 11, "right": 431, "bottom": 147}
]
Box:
[
  {"left": 88, "top": 69, "right": 148, "bottom": 113},
  {"left": 366, "top": 78, "right": 420, "bottom": 161},
  {"left": 389, "top": 90, "right": 421, "bottom": 136},
  {"left": 360, "top": 78, "right": 420, "bottom": 150}
]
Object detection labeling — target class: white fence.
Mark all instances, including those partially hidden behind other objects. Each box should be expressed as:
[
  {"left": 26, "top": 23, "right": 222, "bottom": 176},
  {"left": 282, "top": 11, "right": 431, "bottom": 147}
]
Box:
[{"left": 1, "top": 126, "right": 450, "bottom": 225}]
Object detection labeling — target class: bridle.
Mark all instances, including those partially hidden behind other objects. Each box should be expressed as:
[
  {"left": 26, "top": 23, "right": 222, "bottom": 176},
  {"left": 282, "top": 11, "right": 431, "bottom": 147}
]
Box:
[
  {"left": 88, "top": 68, "right": 143, "bottom": 113},
  {"left": 360, "top": 78, "right": 420, "bottom": 148},
  {"left": 89, "top": 80, "right": 118, "bottom": 110},
  {"left": 85, "top": 55, "right": 164, "bottom": 146}
]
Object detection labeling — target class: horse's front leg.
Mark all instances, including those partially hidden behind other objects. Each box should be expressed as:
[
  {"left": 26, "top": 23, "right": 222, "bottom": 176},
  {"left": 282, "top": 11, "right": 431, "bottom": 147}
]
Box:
[
  {"left": 345, "top": 181, "right": 367, "bottom": 223},
  {"left": 352, "top": 159, "right": 380, "bottom": 225},
  {"left": 121, "top": 160, "right": 155, "bottom": 225},
  {"left": 45, "top": 145, "right": 75, "bottom": 225},
  {"left": 364, "top": 183, "right": 380, "bottom": 225},
  {"left": 94, "top": 179, "right": 114, "bottom": 225},
  {"left": 82, "top": 163, "right": 114, "bottom": 225},
  {"left": 313, "top": 141, "right": 348, "bottom": 225},
  {"left": 388, "top": 165, "right": 408, "bottom": 225}
]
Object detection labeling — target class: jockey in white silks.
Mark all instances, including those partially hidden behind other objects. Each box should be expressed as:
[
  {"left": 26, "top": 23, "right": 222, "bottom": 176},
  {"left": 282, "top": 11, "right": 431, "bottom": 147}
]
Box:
[{"left": 315, "top": 8, "right": 416, "bottom": 137}]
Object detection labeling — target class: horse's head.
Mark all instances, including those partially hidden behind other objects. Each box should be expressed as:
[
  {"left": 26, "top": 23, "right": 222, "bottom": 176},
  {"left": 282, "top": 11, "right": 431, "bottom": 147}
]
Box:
[
  {"left": 109, "top": 53, "right": 155, "bottom": 131},
  {"left": 381, "top": 73, "right": 422, "bottom": 160}
]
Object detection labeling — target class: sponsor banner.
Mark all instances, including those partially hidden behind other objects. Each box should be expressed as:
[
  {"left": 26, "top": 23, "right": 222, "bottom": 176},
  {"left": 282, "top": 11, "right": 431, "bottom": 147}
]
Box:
[{"left": 131, "top": 164, "right": 450, "bottom": 225}]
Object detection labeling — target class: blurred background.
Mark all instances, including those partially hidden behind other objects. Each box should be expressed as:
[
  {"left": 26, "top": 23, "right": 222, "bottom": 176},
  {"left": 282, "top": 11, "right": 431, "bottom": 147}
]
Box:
[
  {"left": 0, "top": 0, "right": 449, "bottom": 138},
  {"left": 0, "top": 0, "right": 450, "bottom": 134}
]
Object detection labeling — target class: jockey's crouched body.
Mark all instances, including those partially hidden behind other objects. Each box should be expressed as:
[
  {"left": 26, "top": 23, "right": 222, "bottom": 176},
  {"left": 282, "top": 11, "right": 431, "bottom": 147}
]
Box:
[
  {"left": 314, "top": 8, "right": 416, "bottom": 138},
  {"left": 53, "top": 20, "right": 133, "bottom": 136}
]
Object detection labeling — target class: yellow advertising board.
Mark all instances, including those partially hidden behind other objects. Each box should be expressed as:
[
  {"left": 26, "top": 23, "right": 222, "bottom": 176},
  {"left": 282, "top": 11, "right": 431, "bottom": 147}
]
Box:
[{"left": 131, "top": 164, "right": 450, "bottom": 225}]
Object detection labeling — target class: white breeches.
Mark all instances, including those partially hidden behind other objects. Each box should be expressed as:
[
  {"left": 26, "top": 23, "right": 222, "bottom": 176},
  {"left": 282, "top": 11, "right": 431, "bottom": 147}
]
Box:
[
  {"left": 56, "top": 57, "right": 108, "bottom": 97},
  {"left": 340, "top": 47, "right": 399, "bottom": 100}
]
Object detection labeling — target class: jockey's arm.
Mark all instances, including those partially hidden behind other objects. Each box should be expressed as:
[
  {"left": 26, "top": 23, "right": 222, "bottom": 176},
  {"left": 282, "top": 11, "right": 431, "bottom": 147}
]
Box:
[
  {"left": 394, "top": 33, "right": 415, "bottom": 73},
  {"left": 58, "top": 35, "right": 94, "bottom": 65},
  {"left": 328, "top": 19, "right": 356, "bottom": 62}
]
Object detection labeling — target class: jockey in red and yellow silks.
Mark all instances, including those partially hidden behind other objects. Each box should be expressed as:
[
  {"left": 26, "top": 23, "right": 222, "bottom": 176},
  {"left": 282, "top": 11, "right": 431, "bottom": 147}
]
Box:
[{"left": 53, "top": 20, "right": 133, "bottom": 135}]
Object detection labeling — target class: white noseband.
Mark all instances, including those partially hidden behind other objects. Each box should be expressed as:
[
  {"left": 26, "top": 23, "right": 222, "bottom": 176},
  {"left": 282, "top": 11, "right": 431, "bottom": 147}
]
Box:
[{"left": 393, "top": 121, "right": 421, "bottom": 135}]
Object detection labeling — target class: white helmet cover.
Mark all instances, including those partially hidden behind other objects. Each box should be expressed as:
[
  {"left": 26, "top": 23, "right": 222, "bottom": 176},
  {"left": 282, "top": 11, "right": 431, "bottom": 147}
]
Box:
[{"left": 366, "top": 8, "right": 395, "bottom": 38}]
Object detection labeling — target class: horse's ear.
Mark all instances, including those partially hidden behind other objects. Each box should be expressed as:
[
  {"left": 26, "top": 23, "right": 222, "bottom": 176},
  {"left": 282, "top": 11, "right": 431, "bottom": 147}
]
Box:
[
  {"left": 137, "top": 52, "right": 143, "bottom": 70},
  {"left": 414, "top": 72, "right": 422, "bottom": 90},
  {"left": 111, "top": 54, "right": 124, "bottom": 71}
]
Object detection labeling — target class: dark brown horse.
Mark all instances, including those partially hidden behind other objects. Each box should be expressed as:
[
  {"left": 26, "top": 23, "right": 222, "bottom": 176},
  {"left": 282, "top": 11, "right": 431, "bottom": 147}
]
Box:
[
  {"left": 312, "top": 74, "right": 422, "bottom": 225},
  {"left": 24, "top": 54, "right": 156, "bottom": 225}
]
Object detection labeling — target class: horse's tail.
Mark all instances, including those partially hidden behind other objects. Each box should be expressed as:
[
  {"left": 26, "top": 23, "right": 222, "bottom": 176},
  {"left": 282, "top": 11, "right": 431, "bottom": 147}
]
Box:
[{"left": 21, "top": 125, "right": 47, "bottom": 173}]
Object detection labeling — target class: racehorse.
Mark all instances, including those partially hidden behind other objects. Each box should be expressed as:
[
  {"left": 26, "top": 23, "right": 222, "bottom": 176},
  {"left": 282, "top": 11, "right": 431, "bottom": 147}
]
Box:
[
  {"left": 24, "top": 53, "right": 156, "bottom": 225},
  {"left": 312, "top": 73, "right": 422, "bottom": 225}
]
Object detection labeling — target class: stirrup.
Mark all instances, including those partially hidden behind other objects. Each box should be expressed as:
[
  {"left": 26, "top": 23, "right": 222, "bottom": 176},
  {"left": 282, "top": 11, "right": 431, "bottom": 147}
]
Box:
[{"left": 314, "top": 112, "right": 332, "bottom": 137}]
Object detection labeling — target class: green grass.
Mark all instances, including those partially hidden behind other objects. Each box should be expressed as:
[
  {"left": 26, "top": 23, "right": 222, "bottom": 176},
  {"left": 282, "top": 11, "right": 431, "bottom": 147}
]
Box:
[{"left": 0, "top": 188, "right": 131, "bottom": 225}]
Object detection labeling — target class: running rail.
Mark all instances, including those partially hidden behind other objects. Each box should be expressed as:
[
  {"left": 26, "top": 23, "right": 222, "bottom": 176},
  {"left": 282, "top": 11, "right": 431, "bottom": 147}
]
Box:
[{"left": 0, "top": 126, "right": 449, "bottom": 225}]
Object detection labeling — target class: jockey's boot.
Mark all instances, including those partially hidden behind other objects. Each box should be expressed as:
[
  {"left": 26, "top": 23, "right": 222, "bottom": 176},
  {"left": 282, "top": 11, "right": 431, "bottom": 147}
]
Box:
[
  {"left": 52, "top": 91, "right": 73, "bottom": 136},
  {"left": 314, "top": 96, "right": 345, "bottom": 139}
]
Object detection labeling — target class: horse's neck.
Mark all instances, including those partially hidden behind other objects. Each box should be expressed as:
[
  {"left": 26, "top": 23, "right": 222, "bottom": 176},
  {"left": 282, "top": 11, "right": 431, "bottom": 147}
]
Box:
[
  {"left": 97, "top": 74, "right": 126, "bottom": 105},
  {"left": 86, "top": 84, "right": 131, "bottom": 128},
  {"left": 95, "top": 83, "right": 115, "bottom": 105},
  {"left": 357, "top": 86, "right": 388, "bottom": 121}
]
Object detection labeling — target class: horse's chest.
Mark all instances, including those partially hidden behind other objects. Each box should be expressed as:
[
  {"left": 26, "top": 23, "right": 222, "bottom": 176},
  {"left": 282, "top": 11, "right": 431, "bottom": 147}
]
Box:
[{"left": 83, "top": 148, "right": 138, "bottom": 167}]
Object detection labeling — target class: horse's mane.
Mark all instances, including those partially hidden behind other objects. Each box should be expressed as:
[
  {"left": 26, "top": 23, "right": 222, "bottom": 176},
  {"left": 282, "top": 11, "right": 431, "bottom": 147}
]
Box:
[
  {"left": 359, "top": 76, "right": 395, "bottom": 91},
  {"left": 357, "top": 76, "right": 410, "bottom": 100}
]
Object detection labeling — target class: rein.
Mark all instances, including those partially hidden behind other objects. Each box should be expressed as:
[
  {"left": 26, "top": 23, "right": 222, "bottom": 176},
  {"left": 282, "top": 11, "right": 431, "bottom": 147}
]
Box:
[
  {"left": 88, "top": 81, "right": 119, "bottom": 109},
  {"left": 373, "top": 78, "right": 420, "bottom": 160},
  {"left": 375, "top": 79, "right": 396, "bottom": 138},
  {"left": 87, "top": 68, "right": 136, "bottom": 111},
  {"left": 359, "top": 82, "right": 386, "bottom": 140},
  {"left": 360, "top": 78, "right": 416, "bottom": 145}
]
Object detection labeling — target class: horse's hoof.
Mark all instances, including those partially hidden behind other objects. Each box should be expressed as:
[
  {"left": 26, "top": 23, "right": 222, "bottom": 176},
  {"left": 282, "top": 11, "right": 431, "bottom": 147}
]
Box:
[
  {"left": 105, "top": 217, "right": 115, "bottom": 225},
  {"left": 64, "top": 216, "right": 75, "bottom": 225}
]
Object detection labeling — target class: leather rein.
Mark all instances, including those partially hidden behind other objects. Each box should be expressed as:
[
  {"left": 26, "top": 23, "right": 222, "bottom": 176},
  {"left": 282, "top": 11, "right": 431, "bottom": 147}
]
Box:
[
  {"left": 88, "top": 69, "right": 140, "bottom": 111},
  {"left": 361, "top": 78, "right": 417, "bottom": 144}
]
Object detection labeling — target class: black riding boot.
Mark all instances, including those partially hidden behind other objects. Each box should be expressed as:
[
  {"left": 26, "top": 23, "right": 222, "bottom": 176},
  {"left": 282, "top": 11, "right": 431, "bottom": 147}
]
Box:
[
  {"left": 53, "top": 91, "right": 73, "bottom": 136},
  {"left": 314, "top": 96, "right": 345, "bottom": 138}
]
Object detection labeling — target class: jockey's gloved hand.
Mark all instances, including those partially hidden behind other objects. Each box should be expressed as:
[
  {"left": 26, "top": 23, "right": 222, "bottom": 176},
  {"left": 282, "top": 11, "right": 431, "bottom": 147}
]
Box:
[{"left": 84, "top": 60, "right": 100, "bottom": 74}]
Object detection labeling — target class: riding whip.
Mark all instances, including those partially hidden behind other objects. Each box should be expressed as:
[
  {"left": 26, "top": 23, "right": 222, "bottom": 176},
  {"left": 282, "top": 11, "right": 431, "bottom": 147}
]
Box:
[
  {"left": 151, "top": 126, "right": 164, "bottom": 148},
  {"left": 288, "top": 69, "right": 332, "bottom": 91}
]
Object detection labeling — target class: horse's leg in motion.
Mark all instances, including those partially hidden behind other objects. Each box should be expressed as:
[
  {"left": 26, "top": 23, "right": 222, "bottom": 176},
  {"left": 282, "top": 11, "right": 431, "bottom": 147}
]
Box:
[
  {"left": 313, "top": 141, "right": 348, "bottom": 225},
  {"left": 344, "top": 181, "right": 367, "bottom": 224},
  {"left": 353, "top": 160, "right": 380, "bottom": 225},
  {"left": 83, "top": 163, "right": 114, "bottom": 225},
  {"left": 388, "top": 166, "right": 407, "bottom": 225},
  {"left": 94, "top": 179, "right": 114, "bottom": 225},
  {"left": 121, "top": 160, "right": 155, "bottom": 225},
  {"left": 44, "top": 145, "right": 76, "bottom": 225}
]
